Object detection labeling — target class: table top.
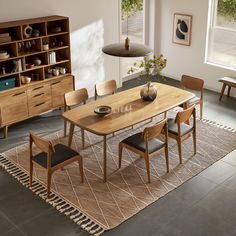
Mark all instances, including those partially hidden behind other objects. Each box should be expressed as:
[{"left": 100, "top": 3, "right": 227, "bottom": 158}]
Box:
[{"left": 62, "top": 83, "right": 195, "bottom": 135}]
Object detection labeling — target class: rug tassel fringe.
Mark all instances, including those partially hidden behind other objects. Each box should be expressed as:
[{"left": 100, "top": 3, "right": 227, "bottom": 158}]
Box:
[{"left": 0, "top": 151, "right": 109, "bottom": 235}]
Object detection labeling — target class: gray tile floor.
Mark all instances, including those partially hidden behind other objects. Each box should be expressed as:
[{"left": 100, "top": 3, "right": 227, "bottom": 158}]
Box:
[{"left": 0, "top": 77, "right": 235, "bottom": 236}]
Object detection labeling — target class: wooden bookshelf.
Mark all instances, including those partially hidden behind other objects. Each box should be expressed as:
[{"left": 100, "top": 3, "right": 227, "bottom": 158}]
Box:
[{"left": 0, "top": 15, "right": 74, "bottom": 138}]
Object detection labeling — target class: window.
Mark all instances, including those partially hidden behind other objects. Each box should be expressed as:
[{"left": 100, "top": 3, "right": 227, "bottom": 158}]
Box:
[
  {"left": 120, "top": 0, "right": 149, "bottom": 80},
  {"left": 206, "top": 0, "right": 236, "bottom": 70}
]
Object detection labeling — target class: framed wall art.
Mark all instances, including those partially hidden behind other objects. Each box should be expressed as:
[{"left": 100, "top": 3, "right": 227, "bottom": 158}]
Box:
[{"left": 172, "top": 13, "right": 192, "bottom": 46}]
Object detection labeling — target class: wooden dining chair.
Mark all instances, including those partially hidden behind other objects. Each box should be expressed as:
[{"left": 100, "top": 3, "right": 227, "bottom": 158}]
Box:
[
  {"left": 167, "top": 105, "right": 196, "bottom": 164},
  {"left": 29, "top": 131, "right": 83, "bottom": 199},
  {"left": 181, "top": 74, "right": 204, "bottom": 120},
  {"left": 94, "top": 79, "right": 117, "bottom": 100},
  {"left": 118, "top": 118, "right": 169, "bottom": 183},
  {"left": 64, "top": 88, "right": 88, "bottom": 140}
]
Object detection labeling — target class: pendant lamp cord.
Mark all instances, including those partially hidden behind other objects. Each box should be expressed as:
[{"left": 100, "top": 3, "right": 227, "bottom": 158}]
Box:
[{"left": 125, "top": 15, "right": 130, "bottom": 50}]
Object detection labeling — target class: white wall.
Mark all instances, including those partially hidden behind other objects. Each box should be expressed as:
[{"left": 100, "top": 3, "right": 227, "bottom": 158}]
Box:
[
  {"left": 0, "top": 0, "right": 120, "bottom": 96},
  {"left": 156, "top": 0, "right": 236, "bottom": 96}
]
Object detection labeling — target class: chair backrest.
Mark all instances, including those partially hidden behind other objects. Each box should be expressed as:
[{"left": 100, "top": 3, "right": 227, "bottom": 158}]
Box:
[
  {"left": 142, "top": 118, "right": 167, "bottom": 141},
  {"left": 181, "top": 75, "right": 204, "bottom": 92},
  {"left": 175, "top": 105, "right": 196, "bottom": 124},
  {"left": 94, "top": 80, "right": 117, "bottom": 100},
  {"left": 29, "top": 131, "right": 54, "bottom": 168},
  {"left": 64, "top": 88, "right": 88, "bottom": 109}
]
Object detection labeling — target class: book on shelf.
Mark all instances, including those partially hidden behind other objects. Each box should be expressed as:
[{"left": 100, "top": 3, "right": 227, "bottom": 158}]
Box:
[
  {"left": 11, "top": 59, "right": 23, "bottom": 73},
  {"left": 0, "top": 36, "right": 12, "bottom": 44},
  {"left": 48, "top": 51, "right": 56, "bottom": 64},
  {"left": 0, "top": 33, "right": 10, "bottom": 38}
]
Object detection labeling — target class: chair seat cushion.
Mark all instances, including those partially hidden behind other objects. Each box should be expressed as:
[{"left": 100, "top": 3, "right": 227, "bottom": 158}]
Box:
[
  {"left": 32, "top": 144, "right": 79, "bottom": 168},
  {"left": 188, "top": 96, "right": 200, "bottom": 105},
  {"left": 122, "top": 132, "right": 165, "bottom": 154},
  {"left": 179, "top": 96, "right": 200, "bottom": 107},
  {"left": 167, "top": 119, "right": 193, "bottom": 136}
]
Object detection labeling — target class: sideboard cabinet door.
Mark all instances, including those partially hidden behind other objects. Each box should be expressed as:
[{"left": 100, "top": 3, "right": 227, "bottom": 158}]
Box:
[{"left": 51, "top": 76, "right": 74, "bottom": 108}]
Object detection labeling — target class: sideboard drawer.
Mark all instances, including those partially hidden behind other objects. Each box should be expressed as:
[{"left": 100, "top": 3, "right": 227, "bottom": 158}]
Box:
[
  {"left": 27, "top": 84, "right": 50, "bottom": 98},
  {"left": 28, "top": 100, "right": 52, "bottom": 116}
]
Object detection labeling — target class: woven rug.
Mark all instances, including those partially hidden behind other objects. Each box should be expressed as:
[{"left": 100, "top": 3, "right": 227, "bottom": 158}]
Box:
[{"left": 1, "top": 114, "right": 236, "bottom": 235}]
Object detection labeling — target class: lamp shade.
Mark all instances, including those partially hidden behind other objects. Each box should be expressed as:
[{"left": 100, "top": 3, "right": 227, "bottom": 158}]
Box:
[{"left": 102, "top": 40, "right": 152, "bottom": 57}]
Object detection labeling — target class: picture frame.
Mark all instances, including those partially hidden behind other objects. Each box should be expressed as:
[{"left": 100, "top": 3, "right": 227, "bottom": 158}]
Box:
[{"left": 172, "top": 13, "right": 192, "bottom": 46}]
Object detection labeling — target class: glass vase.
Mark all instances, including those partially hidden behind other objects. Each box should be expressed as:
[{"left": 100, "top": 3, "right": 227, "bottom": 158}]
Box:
[{"left": 140, "top": 82, "right": 157, "bottom": 101}]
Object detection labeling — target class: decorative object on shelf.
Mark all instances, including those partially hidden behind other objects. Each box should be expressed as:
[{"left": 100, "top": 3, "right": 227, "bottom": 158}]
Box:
[
  {"left": 128, "top": 54, "right": 167, "bottom": 101},
  {"left": 2, "top": 67, "right": 6, "bottom": 75},
  {"left": 23, "top": 25, "right": 33, "bottom": 38},
  {"left": 26, "top": 63, "right": 34, "bottom": 69},
  {"left": 51, "top": 26, "right": 62, "bottom": 33},
  {"left": 172, "top": 13, "right": 192, "bottom": 46},
  {"left": 52, "top": 68, "right": 59, "bottom": 76},
  {"left": 32, "top": 57, "right": 42, "bottom": 66},
  {"left": 58, "top": 41, "right": 64, "bottom": 47},
  {"left": 0, "top": 50, "right": 10, "bottom": 59},
  {"left": 31, "top": 73, "right": 40, "bottom": 81},
  {"left": 32, "top": 29, "right": 40, "bottom": 37},
  {"left": 11, "top": 59, "right": 23, "bottom": 72},
  {"left": 94, "top": 105, "right": 112, "bottom": 117},
  {"left": 42, "top": 38, "right": 49, "bottom": 50},
  {"left": 20, "top": 75, "right": 31, "bottom": 84},
  {"left": 102, "top": 13, "right": 152, "bottom": 57},
  {"left": 59, "top": 67, "right": 66, "bottom": 75}
]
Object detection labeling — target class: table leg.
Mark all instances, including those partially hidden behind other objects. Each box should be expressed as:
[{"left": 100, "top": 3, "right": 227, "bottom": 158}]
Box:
[
  {"left": 219, "top": 83, "right": 226, "bottom": 101},
  {"left": 103, "top": 135, "right": 107, "bottom": 182},
  {"left": 68, "top": 123, "right": 75, "bottom": 147}
]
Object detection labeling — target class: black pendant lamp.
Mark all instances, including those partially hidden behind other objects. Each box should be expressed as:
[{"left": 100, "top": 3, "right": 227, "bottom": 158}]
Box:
[{"left": 102, "top": 16, "right": 152, "bottom": 57}]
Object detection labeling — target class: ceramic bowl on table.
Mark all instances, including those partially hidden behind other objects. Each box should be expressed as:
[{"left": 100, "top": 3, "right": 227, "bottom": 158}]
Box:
[{"left": 94, "top": 105, "right": 112, "bottom": 117}]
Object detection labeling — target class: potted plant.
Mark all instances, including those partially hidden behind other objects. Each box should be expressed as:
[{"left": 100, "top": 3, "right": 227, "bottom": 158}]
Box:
[
  {"left": 42, "top": 38, "right": 49, "bottom": 51},
  {"left": 128, "top": 54, "right": 167, "bottom": 101}
]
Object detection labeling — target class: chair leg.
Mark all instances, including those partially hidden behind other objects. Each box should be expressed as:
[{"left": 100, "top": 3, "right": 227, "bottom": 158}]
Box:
[
  {"left": 164, "top": 111, "right": 167, "bottom": 119},
  {"left": 219, "top": 83, "right": 226, "bottom": 101},
  {"left": 193, "top": 130, "right": 197, "bottom": 155},
  {"left": 78, "top": 157, "right": 84, "bottom": 183},
  {"left": 81, "top": 129, "right": 85, "bottom": 149},
  {"left": 47, "top": 171, "right": 52, "bottom": 199},
  {"left": 144, "top": 154, "right": 151, "bottom": 183},
  {"left": 118, "top": 143, "right": 123, "bottom": 168},
  {"left": 227, "top": 85, "right": 231, "bottom": 97},
  {"left": 200, "top": 102, "right": 203, "bottom": 120},
  {"left": 165, "top": 146, "right": 169, "bottom": 173},
  {"left": 29, "top": 160, "right": 33, "bottom": 187},
  {"left": 177, "top": 137, "right": 182, "bottom": 164},
  {"left": 64, "top": 120, "right": 67, "bottom": 137}
]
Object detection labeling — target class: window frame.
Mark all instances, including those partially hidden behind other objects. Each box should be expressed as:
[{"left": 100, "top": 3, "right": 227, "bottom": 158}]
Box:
[{"left": 205, "top": 0, "right": 236, "bottom": 71}]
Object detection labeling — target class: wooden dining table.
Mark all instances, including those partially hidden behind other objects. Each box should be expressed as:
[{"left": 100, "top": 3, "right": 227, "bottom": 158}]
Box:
[{"left": 62, "top": 82, "right": 195, "bottom": 182}]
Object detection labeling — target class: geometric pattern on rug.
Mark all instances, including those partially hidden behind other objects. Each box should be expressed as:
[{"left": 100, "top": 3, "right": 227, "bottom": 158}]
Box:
[{"left": 1, "top": 114, "right": 236, "bottom": 235}]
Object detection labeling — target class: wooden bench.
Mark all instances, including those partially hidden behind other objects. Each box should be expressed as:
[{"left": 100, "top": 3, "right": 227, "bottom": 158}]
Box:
[{"left": 219, "top": 77, "right": 236, "bottom": 101}]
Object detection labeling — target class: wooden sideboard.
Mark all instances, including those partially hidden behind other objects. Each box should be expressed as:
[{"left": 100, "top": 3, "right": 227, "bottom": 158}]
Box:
[{"left": 0, "top": 15, "right": 74, "bottom": 138}]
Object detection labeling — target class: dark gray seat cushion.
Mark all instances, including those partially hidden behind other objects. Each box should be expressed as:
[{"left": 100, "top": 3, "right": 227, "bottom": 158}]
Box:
[
  {"left": 167, "top": 118, "right": 193, "bottom": 136},
  {"left": 122, "top": 132, "right": 165, "bottom": 154},
  {"left": 32, "top": 144, "right": 79, "bottom": 168},
  {"left": 188, "top": 96, "right": 200, "bottom": 105}
]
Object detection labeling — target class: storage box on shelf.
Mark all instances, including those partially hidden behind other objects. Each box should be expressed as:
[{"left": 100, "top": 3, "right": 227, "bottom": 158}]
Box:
[{"left": 0, "top": 15, "right": 74, "bottom": 138}]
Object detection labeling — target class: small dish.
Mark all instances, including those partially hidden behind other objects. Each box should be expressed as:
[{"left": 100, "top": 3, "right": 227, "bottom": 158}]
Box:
[{"left": 94, "top": 105, "right": 112, "bottom": 117}]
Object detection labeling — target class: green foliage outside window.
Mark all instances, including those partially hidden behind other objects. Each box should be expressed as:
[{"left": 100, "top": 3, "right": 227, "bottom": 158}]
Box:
[
  {"left": 122, "top": 0, "right": 143, "bottom": 19},
  {"left": 218, "top": 0, "right": 236, "bottom": 21}
]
